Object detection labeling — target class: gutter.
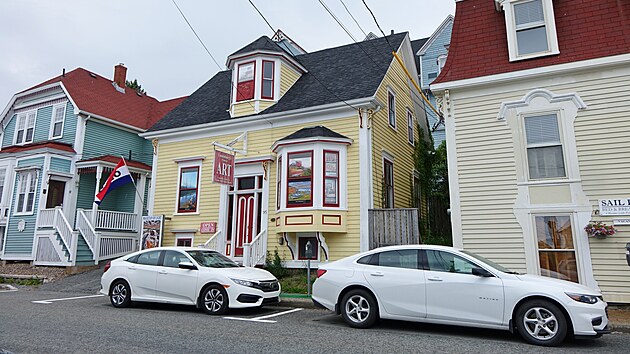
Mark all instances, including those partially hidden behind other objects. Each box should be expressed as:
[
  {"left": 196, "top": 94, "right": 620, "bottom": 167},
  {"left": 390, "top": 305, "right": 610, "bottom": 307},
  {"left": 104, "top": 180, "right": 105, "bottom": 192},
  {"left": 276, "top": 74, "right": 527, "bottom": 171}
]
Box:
[{"left": 141, "top": 96, "right": 379, "bottom": 139}]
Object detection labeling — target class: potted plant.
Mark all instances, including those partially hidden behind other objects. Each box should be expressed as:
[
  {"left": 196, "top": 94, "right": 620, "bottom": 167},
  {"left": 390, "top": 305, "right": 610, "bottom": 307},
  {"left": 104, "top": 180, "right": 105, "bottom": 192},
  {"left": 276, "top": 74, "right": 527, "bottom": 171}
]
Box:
[{"left": 584, "top": 221, "right": 617, "bottom": 239}]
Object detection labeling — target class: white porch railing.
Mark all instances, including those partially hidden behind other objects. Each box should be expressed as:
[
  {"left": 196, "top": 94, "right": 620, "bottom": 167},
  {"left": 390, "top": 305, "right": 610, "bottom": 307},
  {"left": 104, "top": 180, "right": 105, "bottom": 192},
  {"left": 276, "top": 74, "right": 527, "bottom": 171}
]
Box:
[
  {"left": 203, "top": 230, "right": 221, "bottom": 251},
  {"left": 243, "top": 229, "right": 267, "bottom": 267},
  {"left": 99, "top": 234, "right": 137, "bottom": 260},
  {"left": 85, "top": 210, "right": 138, "bottom": 231},
  {"left": 76, "top": 209, "right": 97, "bottom": 255},
  {"left": 39, "top": 207, "right": 74, "bottom": 259}
]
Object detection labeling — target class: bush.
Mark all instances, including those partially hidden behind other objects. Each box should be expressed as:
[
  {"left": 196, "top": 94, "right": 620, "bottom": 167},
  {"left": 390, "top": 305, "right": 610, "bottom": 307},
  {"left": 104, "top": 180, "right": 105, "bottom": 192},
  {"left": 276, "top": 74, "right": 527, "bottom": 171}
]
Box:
[{"left": 265, "top": 249, "right": 287, "bottom": 279}]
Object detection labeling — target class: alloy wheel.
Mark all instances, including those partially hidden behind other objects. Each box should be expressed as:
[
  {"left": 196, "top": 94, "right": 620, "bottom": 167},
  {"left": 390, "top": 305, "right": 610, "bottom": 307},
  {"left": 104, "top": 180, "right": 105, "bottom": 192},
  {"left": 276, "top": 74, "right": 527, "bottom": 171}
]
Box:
[
  {"left": 111, "top": 283, "right": 127, "bottom": 305},
  {"left": 522, "top": 307, "right": 558, "bottom": 341},
  {"left": 345, "top": 294, "right": 371, "bottom": 324},
  {"left": 204, "top": 288, "right": 224, "bottom": 313}
]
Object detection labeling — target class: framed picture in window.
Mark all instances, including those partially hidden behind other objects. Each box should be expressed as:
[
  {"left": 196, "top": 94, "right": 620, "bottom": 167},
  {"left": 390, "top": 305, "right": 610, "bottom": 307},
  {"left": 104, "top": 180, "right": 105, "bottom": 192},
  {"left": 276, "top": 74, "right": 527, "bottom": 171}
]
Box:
[
  {"left": 287, "top": 180, "right": 312, "bottom": 205},
  {"left": 325, "top": 152, "right": 338, "bottom": 177},
  {"left": 288, "top": 153, "right": 312, "bottom": 178},
  {"left": 325, "top": 178, "right": 337, "bottom": 205}
]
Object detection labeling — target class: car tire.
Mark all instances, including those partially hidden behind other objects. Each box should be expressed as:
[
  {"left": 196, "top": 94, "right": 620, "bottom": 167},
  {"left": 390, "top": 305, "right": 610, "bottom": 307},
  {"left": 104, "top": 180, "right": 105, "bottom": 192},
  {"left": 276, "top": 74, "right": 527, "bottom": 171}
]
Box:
[
  {"left": 110, "top": 280, "right": 132, "bottom": 308},
  {"left": 200, "top": 284, "right": 229, "bottom": 315},
  {"left": 515, "top": 299, "right": 568, "bottom": 347},
  {"left": 340, "top": 289, "right": 378, "bottom": 329}
]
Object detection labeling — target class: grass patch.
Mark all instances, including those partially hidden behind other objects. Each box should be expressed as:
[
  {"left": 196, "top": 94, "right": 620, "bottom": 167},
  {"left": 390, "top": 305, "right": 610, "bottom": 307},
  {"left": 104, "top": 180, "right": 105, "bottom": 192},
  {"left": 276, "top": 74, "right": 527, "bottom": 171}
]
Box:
[
  {"left": 0, "top": 277, "right": 43, "bottom": 286},
  {"left": 277, "top": 269, "right": 316, "bottom": 294}
]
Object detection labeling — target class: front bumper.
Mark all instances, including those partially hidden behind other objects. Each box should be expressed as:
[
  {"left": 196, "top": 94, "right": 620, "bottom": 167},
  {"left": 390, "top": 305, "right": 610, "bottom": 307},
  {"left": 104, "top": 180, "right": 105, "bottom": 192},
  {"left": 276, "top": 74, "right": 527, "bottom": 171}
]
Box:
[
  {"left": 566, "top": 299, "right": 609, "bottom": 337},
  {"left": 228, "top": 282, "right": 281, "bottom": 308}
]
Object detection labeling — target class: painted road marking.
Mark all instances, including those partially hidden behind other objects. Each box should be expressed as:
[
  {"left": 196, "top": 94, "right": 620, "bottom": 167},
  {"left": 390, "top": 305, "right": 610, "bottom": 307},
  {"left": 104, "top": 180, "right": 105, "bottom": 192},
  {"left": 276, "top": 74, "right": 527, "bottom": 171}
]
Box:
[
  {"left": 32, "top": 294, "right": 104, "bottom": 304},
  {"left": 0, "top": 285, "right": 18, "bottom": 293},
  {"left": 224, "top": 308, "right": 303, "bottom": 323}
]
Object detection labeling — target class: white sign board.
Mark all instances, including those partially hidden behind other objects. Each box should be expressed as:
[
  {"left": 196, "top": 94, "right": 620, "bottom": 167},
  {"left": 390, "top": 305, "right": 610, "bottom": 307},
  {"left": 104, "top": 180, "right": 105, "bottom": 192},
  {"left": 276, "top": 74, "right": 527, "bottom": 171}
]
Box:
[
  {"left": 599, "top": 198, "right": 630, "bottom": 216},
  {"left": 613, "top": 219, "right": 630, "bottom": 226}
]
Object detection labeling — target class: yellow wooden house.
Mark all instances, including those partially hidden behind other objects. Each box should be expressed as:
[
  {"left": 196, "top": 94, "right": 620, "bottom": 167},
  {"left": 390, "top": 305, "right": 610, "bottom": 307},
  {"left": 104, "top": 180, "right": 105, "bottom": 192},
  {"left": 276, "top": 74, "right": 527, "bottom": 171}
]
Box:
[{"left": 141, "top": 32, "right": 430, "bottom": 267}]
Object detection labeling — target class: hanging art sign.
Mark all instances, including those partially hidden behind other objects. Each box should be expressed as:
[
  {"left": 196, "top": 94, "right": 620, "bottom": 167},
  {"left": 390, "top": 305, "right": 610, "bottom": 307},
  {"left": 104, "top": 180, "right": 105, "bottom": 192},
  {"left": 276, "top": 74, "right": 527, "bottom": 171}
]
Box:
[
  {"left": 212, "top": 150, "right": 235, "bottom": 186},
  {"left": 141, "top": 215, "right": 164, "bottom": 250}
]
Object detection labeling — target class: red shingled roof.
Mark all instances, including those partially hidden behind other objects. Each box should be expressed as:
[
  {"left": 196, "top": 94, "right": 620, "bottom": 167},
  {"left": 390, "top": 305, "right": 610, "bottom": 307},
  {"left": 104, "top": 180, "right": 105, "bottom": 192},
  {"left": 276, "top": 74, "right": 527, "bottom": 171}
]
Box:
[
  {"left": 78, "top": 155, "right": 152, "bottom": 171},
  {"left": 22, "top": 68, "right": 186, "bottom": 130},
  {"left": 434, "top": 0, "right": 630, "bottom": 85},
  {"left": 0, "top": 141, "right": 75, "bottom": 154}
]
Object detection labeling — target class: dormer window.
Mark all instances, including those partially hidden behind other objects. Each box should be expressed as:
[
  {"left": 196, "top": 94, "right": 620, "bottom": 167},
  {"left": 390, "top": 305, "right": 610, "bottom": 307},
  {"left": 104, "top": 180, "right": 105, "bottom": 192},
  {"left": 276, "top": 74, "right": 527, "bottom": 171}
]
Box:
[
  {"left": 261, "top": 60, "right": 274, "bottom": 99},
  {"left": 236, "top": 61, "right": 255, "bottom": 101},
  {"left": 500, "top": 0, "right": 559, "bottom": 61}
]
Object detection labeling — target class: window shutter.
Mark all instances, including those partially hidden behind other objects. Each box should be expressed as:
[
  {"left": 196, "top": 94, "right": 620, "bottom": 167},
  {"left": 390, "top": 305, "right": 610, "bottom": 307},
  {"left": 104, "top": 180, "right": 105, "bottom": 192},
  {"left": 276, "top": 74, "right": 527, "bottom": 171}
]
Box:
[
  {"left": 514, "top": 0, "right": 544, "bottom": 26},
  {"left": 525, "top": 114, "right": 560, "bottom": 145}
]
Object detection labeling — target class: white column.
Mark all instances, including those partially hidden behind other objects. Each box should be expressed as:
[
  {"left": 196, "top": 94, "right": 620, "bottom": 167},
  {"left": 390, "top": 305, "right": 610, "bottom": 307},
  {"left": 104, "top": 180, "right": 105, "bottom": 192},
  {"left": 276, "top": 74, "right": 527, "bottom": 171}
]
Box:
[
  {"left": 358, "top": 108, "right": 374, "bottom": 252},
  {"left": 91, "top": 165, "right": 102, "bottom": 226},
  {"left": 135, "top": 174, "right": 147, "bottom": 237}
]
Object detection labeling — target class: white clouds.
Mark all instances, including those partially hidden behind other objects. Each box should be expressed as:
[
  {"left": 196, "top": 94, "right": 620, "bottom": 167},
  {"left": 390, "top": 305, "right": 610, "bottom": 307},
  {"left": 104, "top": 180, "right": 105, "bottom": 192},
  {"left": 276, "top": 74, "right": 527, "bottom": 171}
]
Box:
[{"left": 0, "top": 0, "right": 454, "bottom": 104}]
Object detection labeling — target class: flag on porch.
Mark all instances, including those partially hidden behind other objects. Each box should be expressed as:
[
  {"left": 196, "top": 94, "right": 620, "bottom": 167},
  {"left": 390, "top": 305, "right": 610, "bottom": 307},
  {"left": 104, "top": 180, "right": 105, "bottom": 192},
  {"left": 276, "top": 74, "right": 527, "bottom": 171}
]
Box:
[{"left": 94, "top": 158, "right": 133, "bottom": 205}]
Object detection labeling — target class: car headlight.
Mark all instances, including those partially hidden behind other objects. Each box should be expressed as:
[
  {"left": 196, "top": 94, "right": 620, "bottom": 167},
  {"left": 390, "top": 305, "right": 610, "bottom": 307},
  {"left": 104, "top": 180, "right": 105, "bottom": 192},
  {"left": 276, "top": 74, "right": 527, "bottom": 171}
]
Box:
[
  {"left": 566, "top": 292, "right": 599, "bottom": 304},
  {"left": 230, "top": 278, "right": 256, "bottom": 288}
]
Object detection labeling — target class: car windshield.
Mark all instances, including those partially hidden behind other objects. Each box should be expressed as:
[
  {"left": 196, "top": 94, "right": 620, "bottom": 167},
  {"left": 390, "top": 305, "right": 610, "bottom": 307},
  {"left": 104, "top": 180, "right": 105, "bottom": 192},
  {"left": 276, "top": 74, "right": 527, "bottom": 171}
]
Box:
[
  {"left": 460, "top": 250, "right": 519, "bottom": 274},
  {"left": 186, "top": 250, "right": 240, "bottom": 268}
]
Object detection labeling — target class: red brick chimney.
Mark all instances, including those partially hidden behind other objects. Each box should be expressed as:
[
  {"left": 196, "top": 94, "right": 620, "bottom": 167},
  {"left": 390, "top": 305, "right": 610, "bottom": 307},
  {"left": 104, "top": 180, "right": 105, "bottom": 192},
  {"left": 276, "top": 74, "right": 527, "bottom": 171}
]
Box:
[{"left": 113, "top": 63, "right": 127, "bottom": 88}]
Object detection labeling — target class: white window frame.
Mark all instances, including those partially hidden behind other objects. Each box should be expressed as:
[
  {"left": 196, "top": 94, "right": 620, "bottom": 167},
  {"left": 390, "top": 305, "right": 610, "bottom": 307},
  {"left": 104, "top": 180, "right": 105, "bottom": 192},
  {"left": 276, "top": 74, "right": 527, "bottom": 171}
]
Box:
[
  {"left": 387, "top": 88, "right": 396, "bottom": 129},
  {"left": 14, "top": 170, "right": 38, "bottom": 215},
  {"left": 406, "top": 108, "right": 415, "bottom": 146},
  {"left": 532, "top": 213, "right": 581, "bottom": 283},
  {"left": 523, "top": 112, "right": 566, "bottom": 180},
  {"left": 382, "top": 153, "right": 395, "bottom": 208},
  {"left": 49, "top": 104, "right": 66, "bottom": 139},
  {"left": 500, "top": 0, "right": 559, "bottom": 62},
  {"left": 14, "top": 110, "right": 36, "bottom": 145},
  {"left": 175, "top": 232, "right": 195, "bottom": 247}
]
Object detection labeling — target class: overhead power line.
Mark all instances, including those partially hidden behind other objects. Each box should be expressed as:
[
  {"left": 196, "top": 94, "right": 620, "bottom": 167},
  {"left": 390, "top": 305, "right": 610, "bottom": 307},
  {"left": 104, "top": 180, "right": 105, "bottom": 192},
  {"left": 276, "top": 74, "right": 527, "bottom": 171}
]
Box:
[
  {"left": 171, "top": 0, "right": 222, "bottom": 70},
  {"left": 339, "top": 0, "right": 368, "bottom": 38},
  {"left": 248, "top": 0, "right": 276, "bottom": 34},
  {"left": 361, "top": 0, "right": 394, "bottom": 52},
  {"left": 319, "top": 0, "right": 358, "bottom": 42}
]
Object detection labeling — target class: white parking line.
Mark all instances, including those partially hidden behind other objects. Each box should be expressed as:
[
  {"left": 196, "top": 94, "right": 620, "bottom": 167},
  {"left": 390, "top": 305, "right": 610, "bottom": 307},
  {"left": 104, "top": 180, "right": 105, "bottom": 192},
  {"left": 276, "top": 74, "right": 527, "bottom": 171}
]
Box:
[
  {"left": 32, "top": 294, "right": 104, "bottom": 304},
  {"left": 224, "top": 308, "right": 303, "bottom": 323},
  {"left": 0, "top": 285, "right": 18, "bottom": 293}
]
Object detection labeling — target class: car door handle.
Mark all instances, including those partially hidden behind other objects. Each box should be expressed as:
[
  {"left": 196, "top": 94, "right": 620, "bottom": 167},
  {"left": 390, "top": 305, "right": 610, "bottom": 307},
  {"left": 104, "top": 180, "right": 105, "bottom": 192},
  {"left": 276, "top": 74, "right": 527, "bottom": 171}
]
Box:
[
  {"left": 370, "top": 272, "right": 384, "bottom": 277},
  {"left": 428, "top": 277, "right": 443, "bottom": 282},
  {"left": 127, "top": 266, "right": 136, "bottom": 270},
  {"left": 158, "top": 270, "right": 168, "bottom": 275}
]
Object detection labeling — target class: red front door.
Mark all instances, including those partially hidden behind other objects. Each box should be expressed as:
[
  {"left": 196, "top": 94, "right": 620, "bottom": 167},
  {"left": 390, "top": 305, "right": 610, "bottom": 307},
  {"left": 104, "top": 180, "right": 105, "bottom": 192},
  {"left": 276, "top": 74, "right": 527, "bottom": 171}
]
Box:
[{"left": 234, "top": 193, "right": 255, "bottom": 256}]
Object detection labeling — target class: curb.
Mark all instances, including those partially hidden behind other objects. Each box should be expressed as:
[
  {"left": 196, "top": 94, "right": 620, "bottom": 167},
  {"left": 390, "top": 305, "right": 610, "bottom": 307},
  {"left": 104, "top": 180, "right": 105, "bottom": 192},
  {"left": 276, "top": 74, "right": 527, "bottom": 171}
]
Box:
[{"left": 278, "top": 294, "right": 318, "bottom": 309}]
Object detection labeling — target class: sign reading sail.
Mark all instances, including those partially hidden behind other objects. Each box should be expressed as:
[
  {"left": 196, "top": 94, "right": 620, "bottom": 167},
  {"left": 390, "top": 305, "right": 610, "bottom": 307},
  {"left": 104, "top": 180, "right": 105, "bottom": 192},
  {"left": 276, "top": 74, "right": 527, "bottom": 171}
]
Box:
[{"left": 213, "top": 150, "right": 235, "bottom": 186}]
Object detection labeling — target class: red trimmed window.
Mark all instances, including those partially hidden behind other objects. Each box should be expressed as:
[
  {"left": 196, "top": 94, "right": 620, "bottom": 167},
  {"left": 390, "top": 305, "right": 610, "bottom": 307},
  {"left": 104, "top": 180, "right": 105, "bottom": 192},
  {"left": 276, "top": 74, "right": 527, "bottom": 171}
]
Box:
[
  {"left": 178, "top": 167, "right": 199, "bottom": 213},
  {"left": 286, "top": 151, "right": 313, "bottom": 207},
  {"left": 323, "top": 150, "right": 339, "bottom": 207},
  {"left": 383, "top": 159, "right": 394, "bottom": 208},
  {"left": 236, "top": 61, "right": 255, "bottom": 101},
  {"left": 261, "top": 60, "right": 274, "bottom": 99}
]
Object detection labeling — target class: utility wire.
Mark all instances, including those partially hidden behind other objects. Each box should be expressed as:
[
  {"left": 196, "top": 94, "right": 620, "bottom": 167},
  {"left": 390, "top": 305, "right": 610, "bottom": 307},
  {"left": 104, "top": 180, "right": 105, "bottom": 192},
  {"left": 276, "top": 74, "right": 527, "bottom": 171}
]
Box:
[
  {"left": 171, "top": 0, "right": 222, "bottom": 70},
  {"left": 362, "top": 0, "right": 394, "bottom": 52},
  {"left": 339, "top": 0, "right": 368, "bottom": 38},
  {"left": 319, "top": 0, "right": 358, "bottom": 42},
  {"left": 248, "top": 0, "right": 276, "bottom": 33}
]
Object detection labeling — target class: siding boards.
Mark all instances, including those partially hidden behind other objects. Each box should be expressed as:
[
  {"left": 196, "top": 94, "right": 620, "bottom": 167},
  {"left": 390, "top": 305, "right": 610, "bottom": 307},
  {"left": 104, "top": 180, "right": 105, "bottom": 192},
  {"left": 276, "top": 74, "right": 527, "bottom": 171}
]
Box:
[
  {"left": 2, "top": 114, "right": 17, "bottom": 147},
  {"left": 82, "top": 120, "right": 151, "bottom": 165},
  {"left": 50, "top": 157, "right": 71, "bottom": 173},
  {"left": 4, "top": 168, "right": 43, "bottom": 257}
]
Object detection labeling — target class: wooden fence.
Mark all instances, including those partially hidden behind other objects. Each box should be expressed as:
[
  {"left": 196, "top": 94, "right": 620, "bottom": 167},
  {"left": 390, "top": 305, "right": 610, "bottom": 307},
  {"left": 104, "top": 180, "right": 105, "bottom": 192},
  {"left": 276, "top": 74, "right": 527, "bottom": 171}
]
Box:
[{"left": 368, "top": 208, "right": 420, "bottom": 250}]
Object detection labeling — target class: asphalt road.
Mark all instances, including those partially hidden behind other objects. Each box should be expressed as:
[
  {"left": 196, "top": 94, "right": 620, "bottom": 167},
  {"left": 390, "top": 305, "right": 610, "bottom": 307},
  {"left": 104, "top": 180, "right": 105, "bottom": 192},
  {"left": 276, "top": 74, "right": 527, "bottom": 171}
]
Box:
[{"left": 1, "top": 269, "right": 628, "bottom": 354}]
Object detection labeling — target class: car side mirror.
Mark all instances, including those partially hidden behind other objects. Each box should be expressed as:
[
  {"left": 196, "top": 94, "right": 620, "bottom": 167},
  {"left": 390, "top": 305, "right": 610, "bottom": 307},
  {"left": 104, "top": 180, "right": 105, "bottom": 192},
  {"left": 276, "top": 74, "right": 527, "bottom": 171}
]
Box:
[
  {"left": 179, "top": 262, "right": 197, "bottom": 270},
  {"left": 472, "top": 267, "right": 493, "bottom": 277}
]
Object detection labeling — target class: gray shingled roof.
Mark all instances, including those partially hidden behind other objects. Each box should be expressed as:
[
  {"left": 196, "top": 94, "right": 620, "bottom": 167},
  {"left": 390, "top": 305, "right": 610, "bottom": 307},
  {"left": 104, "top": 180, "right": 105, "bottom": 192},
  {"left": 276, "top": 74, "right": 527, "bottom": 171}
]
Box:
[
  {"left": 277, "top": 126, "right": 350, "bottom": 142},
  {"left": 229, "top": 36, "right": 288, "bottom": 57},
  {"left": 410, "top": 38, "right": 429, "bottom": 75},
  {"left": 148, "top": 32, "right": 407, "bottom": 133}
]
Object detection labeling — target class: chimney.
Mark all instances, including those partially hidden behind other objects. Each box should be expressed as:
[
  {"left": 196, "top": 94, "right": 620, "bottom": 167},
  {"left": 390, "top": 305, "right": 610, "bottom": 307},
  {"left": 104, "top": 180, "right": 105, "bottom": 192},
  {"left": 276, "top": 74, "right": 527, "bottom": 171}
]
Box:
[{"left": 113, "top": 63, "right": 127, "bottom": 88}]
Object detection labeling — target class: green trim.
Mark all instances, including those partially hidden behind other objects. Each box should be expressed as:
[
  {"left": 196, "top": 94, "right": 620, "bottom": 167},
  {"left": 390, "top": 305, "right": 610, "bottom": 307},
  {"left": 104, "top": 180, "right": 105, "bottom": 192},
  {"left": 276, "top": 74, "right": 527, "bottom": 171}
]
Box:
[{"left": 280, "top": 293, "right": 311, "bottom": 298}]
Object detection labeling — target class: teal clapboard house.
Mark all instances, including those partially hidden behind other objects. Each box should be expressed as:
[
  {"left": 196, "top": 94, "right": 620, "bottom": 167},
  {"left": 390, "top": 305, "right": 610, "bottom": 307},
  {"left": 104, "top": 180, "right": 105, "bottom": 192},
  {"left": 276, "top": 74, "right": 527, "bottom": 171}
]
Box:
[
  {"left": 0, "top": 64, "right": 184, "bottom": 266},
  {"left": 412, "top": 15, "right": 453, "bottom": 148}
]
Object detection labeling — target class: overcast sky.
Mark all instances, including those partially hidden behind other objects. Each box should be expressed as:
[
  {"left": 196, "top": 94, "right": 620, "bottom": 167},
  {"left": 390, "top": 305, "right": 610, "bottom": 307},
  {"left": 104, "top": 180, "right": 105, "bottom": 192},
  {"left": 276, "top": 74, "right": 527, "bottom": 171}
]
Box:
[{"left": 0, "top": 0, "right": 454, "bottom": 105}]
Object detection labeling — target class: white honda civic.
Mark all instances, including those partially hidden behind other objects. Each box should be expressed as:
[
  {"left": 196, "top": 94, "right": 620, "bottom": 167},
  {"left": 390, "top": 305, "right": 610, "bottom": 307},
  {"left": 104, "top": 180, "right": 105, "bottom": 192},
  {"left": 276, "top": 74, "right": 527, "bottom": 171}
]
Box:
[
  {"left": 312, "top": 245, "right": 609, "bottom": 346},
  {"left": 100, "top": 247, "right": 280, "bottom": 315}
]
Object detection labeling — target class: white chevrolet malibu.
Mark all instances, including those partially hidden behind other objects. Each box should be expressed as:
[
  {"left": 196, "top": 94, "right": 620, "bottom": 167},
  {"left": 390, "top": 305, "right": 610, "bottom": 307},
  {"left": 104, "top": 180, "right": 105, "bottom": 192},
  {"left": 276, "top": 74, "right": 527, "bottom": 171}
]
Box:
[
  {"left": 100, "top": 247, "right": 280, "bottom": 315},
  {"left": 312, "top": 245, "right": 609, "bottom": 347}
]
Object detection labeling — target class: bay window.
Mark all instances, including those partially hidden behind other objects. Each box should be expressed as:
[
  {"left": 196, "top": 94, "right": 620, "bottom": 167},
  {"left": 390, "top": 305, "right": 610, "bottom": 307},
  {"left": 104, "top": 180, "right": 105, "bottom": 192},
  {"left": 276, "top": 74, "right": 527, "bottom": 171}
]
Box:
[
  {"left": 287, "top": 151, "right": 313, "bottom": 207},
  {"left": 15, "top": 170, "right": 38, "bottom": 214},
  {"left": 236, "top": 61, "right": 255, "bottom": 101}
]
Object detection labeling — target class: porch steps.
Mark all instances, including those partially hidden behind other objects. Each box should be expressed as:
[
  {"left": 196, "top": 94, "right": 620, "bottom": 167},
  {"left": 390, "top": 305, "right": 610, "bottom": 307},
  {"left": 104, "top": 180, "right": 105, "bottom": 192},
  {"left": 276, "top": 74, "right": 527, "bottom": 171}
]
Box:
[
  {"left": 75, "top": 236, "right": 94, "bottom": 264},
  {"left": 54, "top": 233, "right": 71, "bottom": 260}
]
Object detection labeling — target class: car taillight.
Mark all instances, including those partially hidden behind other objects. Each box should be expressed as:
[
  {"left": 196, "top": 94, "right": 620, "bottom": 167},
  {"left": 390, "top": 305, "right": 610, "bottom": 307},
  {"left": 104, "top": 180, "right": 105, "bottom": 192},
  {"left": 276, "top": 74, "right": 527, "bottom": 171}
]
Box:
[
  {"left": 103, "top": 261, "right": 111, "bottom": 273},
  {"left": 317, "top": 269, "right": 327, "bottom": 278}
]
